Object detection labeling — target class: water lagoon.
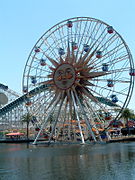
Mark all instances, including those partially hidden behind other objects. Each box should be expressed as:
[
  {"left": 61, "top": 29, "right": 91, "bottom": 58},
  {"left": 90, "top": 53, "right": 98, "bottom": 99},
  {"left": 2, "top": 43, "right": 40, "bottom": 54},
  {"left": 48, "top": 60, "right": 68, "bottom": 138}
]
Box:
[{"left": 0, "top": 142, "right": 135, "bottom": 180}]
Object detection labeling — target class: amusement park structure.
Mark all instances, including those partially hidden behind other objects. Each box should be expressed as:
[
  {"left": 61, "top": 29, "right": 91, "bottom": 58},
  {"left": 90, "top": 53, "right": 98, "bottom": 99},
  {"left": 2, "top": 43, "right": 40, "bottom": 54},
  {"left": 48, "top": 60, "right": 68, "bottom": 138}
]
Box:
[
  {"left": 0, "top": 17, "right": 135, "bottom": 144},
  {"left": 0, "top": 83, "right": 23, "bottom": 130}
]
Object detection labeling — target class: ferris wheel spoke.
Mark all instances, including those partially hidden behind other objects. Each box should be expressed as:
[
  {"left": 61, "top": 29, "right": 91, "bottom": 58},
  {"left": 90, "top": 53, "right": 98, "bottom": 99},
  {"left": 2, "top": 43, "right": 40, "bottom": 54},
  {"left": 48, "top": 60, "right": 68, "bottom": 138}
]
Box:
[
  {"left": 92, "top": 78, "right": 130, "bottom": 84},
  {"left": 89, "top": 26, "right": 107, "bottom": 50},
  {"left": 86, "top": 87, "right": 111, "bottom": 103},
  {"left": 119, "top": 86, "right": 130, "bottom": 94},
  {"left": 45, "top": 55, "right": 59, "bottom": 67},
  {"left": 75, "top": 20, "right": 89, "bottom": 58},
  {"left": 26, "top": 68, "right": 51, "bottom": 78},
  {"left": 102, "top": 34, "right": 119, "bottom": 50},
  {"left": 107, "top": 38, "right": 122, "bottom": 61},
  {"left": 66, "top": 89, "right": 74, "bottom": 119},
  {"left": 73, "top": 89, "right": 97, "bottom": 141},
  {"left": 33, "top": 91, "right": 54, "bottom": 109},
  {"left": 87, "top": 86, "right": 106, "bottom": 97},
  {"left": 60, "top": 99, "right": 68, "bottom": 131},
  {"left": 32, "top": 90, "right": 57, "bottom": 116},
  {"left": 57, "top": 25, "right": 67, "bottom": 49},
  {"left": 41, "top": 37, "right": 56, "bottom": 55},
  {"left": 71, "top": 91, "right": 85, "bottom": 143},
  {"left": 51, "top": 31, "right": 62, "bottom": 47},
  {"left": 89, "top": 38, "right": 123, "bottom": 67},
  {"left": 51, "top": 32, "right": 67, "bottom": 56},
  {"left": 92, "top": 35, "right": 119, "bottom": 62},
  {"left": 87, "top": 87, "right": 116, "bottom": 105},
  {"left": 102, "top": 43, "right": 125, "bottom": 61},
  {"left": 113, "top": 68, "right": 130, "bottom": 81},
  {"left": 85, "top": 95, "right": 107, "bottom": 113},
  {"left": 87, "top": 27, "right": 109, "bottom": 53},
  {"left": 31, "top": 95, "right": 52, "bottom": 116},
  {"left": 77, "top": 28, "right": 109, "bottom": 65},
  {"left": 107, "top": 67, "right": 130, "bottom": 75},
  {"left": 94, "top": 83, "right": 128, "bottom": 96},
  {"left": 42, "top": 38, "right": 58, "bottom": 59},
  {"left": 32, "top": 54, "right": 59, "bottom": 70},
  {"left": 99, "top": 33, "right": 119, "bottom": 51},
  {"left": 89, "top": 67, "right": 129, "bottom": 81},
  {"left": 48, "top": 92, "right": 66, "bottom": 143},
  {"left": 33, "top": 92, "right": 61, "bottom": 144},
  {"left": 77, "top": 86, "right": 98, "bottom": 102},
  {"left": 74, "top": 20, "right": 82, "bottom": 44},
  {"left": 95, "top": 54, "right": 129, "bottom": 71},
  {"left": 32, "top": 73, "right": 52, "bottom": 79},
  {"left": 83, "top": 100, "right": 103, "bottom": 140},
  {"left": 86, "top": 21, "right": 100, "bottom": 46},
  {"left": 27, "top": 65, "right": 52, "bottom": 74},
  {"left": 84, "top": 99, "right": 108, "bottom": 130},
  {"left": 45, "top": 91, "right": 62, "bottom": 110},
  {"left": 66, "top": 21, "right": 73, "bottom": 44},
  {"left": 81, "top": 18, "right": 93, "bottom": 44}
]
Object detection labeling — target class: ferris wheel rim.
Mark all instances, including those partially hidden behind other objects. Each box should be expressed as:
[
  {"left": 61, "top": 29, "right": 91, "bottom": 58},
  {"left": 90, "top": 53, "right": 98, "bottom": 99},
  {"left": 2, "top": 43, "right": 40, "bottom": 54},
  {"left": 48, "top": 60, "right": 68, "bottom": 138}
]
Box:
[{"left": 22, "top": 17, "right": 134, "bottom": 135}]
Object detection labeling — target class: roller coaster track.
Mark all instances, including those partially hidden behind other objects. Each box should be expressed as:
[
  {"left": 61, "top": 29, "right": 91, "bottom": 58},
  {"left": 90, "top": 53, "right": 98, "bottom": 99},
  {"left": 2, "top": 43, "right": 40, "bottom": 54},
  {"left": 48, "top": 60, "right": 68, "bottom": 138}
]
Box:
[
  {"left": 0, "top": 83, "right": 119, "bottom": 117},
  {"left": 0, "top": 84, "right": 49, "bottom": 116}
]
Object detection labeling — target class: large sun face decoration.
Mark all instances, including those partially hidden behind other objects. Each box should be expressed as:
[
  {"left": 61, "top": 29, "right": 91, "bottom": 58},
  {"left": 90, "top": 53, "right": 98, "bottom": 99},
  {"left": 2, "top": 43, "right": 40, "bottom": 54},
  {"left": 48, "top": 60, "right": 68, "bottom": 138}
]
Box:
[
  {"left": 53, "top": 63, "right": 76, "bottom": 90},
  {"left": 45, "top": 46, "right": 105, "bottom": 103}
]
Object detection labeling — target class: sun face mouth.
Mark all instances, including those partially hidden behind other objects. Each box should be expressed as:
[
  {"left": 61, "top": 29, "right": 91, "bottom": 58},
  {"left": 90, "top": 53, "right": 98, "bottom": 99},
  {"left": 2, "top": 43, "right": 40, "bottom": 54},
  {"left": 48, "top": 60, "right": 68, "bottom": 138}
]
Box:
[
  {"left": 53, "top": 63, "right": 76, "bottom": 90},
  {"left": 62, "top": 80, "right": 68, "bottom": 85}
]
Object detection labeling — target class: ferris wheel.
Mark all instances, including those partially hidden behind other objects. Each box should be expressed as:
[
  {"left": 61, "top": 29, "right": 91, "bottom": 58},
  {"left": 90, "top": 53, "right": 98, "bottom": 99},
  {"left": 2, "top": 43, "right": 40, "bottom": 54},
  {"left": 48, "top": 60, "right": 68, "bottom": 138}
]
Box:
[{"left": 22, "top": 17, "right": 134, "bottom": 144}]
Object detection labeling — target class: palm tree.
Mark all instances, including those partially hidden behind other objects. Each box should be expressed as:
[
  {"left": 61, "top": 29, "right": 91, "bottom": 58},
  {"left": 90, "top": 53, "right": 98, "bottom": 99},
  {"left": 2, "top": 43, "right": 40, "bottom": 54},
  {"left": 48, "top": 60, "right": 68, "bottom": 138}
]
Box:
[
  {"left": 21, "top": 113, "right": 33, "bottom": 140},
  {"left": 48, "top": 114, "right": 55, "bottom": 133},
  {"left": 131, "top": 113, "right": 135, "bottom": 120},
  {"left": 121, "top": 108, "right": 134, "bottom": 134}
]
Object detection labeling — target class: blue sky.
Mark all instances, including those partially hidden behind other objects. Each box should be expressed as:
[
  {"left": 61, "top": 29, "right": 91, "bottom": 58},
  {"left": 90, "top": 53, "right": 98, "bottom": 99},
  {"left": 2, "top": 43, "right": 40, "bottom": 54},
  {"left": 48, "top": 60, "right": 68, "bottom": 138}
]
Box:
[{"left": 0, "top": 0, "right": 135, "bottom": 110}]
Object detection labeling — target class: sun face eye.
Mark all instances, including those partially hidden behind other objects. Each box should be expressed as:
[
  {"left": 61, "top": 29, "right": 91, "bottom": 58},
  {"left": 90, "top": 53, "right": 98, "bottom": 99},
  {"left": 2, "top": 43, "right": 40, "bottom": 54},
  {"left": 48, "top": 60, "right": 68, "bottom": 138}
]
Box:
[
  {"left": 66, "top": 68, "right": 72, "bottom": 73},
  {"left": 65, "top": 68, "right": 73, "bottom": 79},
  {"left": 57, "top": 70, "right": 64, "bottom": 75}
]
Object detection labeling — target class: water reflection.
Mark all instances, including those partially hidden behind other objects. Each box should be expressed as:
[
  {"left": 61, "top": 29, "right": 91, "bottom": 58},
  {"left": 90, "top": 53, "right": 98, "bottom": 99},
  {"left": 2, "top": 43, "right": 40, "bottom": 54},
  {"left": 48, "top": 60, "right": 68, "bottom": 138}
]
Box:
[{"left": 0, "top": 143, "right": 135, "bottom": 180}]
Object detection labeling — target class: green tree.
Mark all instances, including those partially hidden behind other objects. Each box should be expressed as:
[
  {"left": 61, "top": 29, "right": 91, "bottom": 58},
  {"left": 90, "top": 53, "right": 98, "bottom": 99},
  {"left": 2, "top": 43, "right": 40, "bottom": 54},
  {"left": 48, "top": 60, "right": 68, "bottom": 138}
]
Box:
[
  {"left": 121, "top": 108, "right": 134, "bottom": 134},
  {"left": 21, "top": 113, "right": 33, "bottom": 140},
  {"left": 48, "top": 114, "right": 55, "bottom": 133},
  {"left": 131, "top": 113, "right": 135, "bottom": 120}
]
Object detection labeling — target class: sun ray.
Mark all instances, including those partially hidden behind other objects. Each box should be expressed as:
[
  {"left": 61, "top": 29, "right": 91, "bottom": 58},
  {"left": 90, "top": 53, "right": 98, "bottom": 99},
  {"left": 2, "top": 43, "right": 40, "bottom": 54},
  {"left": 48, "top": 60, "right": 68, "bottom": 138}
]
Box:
[
  {"left": 65, "top": 44, "right": 70, "bottom": 62},
  {"left": 46, "top": 55, "right": 59, "bottom": 67},
  {"left": 60, "top": 56, "right": 64, "bottom": 64},
  {"left": 82, "top": 71, "right": 107, "bottom": 78},
  {"left": 78, "top": 86, "right": 98, "bottom": 102}
]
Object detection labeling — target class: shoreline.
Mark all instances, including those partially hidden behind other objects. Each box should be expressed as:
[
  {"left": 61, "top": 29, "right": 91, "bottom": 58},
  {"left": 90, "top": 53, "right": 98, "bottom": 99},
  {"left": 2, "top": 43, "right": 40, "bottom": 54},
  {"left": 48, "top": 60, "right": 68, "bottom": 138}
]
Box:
[{"left": 1, "top": 136, "right": 135, "bottom": 144}]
